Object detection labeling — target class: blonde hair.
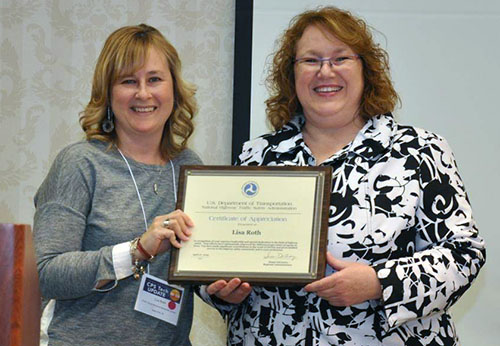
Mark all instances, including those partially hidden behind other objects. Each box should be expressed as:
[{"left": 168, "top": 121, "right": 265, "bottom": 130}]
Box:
[
  {"left": 79, "top": 24, "right": 197, "bottom": 159},
  {"left": 265, "top": 6, "right": 400, "bottom": 130}
]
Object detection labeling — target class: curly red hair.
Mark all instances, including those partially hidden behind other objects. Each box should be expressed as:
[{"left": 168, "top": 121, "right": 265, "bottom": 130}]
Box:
[{"left": 266, "top": 6, "right": 400, "bottom": 130}]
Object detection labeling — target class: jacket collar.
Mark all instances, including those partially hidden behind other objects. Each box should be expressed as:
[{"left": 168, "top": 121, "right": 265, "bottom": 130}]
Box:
[
  {"left": 269, "top": 113, "right": 396, "bottom": 162},
  {"left": 350, "top": 113, "right": 395, "bottom": 161}
]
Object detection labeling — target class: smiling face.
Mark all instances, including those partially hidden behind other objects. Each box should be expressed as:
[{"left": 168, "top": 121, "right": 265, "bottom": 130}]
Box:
[
  {"left": 111, "top": 47, "right": 174, "bottom": 145},
  {"left": 294, "top": 25, "right": 364, "bottom": 131}
]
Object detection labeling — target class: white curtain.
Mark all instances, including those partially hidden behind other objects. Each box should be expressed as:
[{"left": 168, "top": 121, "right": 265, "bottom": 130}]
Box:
[{"left": 0, "top": 0, "right": 233, "bottom": 344}]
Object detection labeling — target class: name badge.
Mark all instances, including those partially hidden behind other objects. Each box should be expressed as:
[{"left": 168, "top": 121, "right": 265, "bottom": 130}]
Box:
[{"left": 134, "top": 273, "right": 184, "bottom": 325}]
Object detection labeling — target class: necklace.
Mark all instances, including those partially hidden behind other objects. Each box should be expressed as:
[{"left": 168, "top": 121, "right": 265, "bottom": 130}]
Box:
[
  {"left": 139, "top": 160, "right": 176, "bottom": 196},
  {"left": 116, "top": 147, "right": 177, "bottom": 201},
  {"left": 114, "top": 146, "right": 176, "bottom": 195},
  {"left": 151, "top": 164, "right": 168, "bottom": 195},
  {"left": 115, "top": 147, "right": 177, "bottom": 278},
  {"left": 145, "top": 164, "right": 165, "bottom": 195}
]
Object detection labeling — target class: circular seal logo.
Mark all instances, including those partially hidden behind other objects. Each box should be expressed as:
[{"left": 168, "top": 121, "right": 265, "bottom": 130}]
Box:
[{"left": 242, "top": 181, "right": 259, "bottom": 197}]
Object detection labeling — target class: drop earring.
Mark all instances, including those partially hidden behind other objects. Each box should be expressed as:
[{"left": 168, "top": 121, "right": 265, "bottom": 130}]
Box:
[{"left": 102, "top": 106, "right": 115, "bottom": 133}]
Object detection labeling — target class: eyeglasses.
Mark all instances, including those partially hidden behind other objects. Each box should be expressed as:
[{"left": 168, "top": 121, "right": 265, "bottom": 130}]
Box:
[{"left": 294, "top": 55, "right": 361, "bottom": 71}]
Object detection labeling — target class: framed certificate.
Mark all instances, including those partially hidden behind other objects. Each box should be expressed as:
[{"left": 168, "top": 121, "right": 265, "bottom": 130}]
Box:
[{"left": 168, "top": 165, "right": 332, "bottom": 286}]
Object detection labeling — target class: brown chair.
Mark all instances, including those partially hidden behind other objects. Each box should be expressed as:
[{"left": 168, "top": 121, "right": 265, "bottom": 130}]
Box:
[{"left": 0, "top": 223, "right": 41, "bottom": 346}]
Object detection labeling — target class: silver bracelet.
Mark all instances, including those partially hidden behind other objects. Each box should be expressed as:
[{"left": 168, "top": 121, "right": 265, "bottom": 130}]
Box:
[{"left": 130, "top": 238, "right": 146, "bottom": 280}]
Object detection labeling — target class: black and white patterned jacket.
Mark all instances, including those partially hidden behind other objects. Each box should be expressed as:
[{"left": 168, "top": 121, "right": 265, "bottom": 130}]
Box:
[{"left": 197, "top": 113, "right": 485, "bottom": 345}]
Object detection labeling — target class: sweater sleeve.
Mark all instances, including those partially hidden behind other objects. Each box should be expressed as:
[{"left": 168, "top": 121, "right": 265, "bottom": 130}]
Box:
[
  {"left": 373, "top": 135, "right": 486, "bottom": 329},
  {"left": 33, "top": 146, "right": 116, "bottom": 300}
]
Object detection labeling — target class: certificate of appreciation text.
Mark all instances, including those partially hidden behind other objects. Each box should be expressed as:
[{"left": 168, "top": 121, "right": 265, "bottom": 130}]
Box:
[{"left": 168, "top": 166, "right": 331, "bottom": 285}]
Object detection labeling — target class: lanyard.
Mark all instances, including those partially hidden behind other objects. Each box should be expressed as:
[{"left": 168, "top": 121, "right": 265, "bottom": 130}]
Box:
[{"left": 117, "top": 148, "right": 177, "bottom": 233}]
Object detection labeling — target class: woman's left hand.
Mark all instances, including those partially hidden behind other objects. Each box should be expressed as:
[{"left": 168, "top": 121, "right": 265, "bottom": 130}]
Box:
[
  {"left": 304, "top": 252, "right": 382, "bottom": 306},
  {"left": 136, "top": 209, "right": 194, "bottom": 260}
]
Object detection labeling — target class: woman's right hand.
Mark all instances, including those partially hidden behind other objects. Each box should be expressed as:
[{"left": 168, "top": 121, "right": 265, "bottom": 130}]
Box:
[
  {"left": 207, "top": 278, "right": 252, "bottom": 304},
  {"left": 135, "top": 209, "right": 194, "bottom": 260}
]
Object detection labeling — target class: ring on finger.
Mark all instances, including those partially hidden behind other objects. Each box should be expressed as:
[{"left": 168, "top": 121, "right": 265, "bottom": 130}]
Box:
[{"left": 163, "top": 219, "right": 170, "bottom": 228}]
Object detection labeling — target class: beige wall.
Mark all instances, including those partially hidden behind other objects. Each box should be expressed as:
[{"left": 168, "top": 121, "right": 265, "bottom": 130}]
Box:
[{"left": 0, "top": 0, "right": 232, "bottom": 344}]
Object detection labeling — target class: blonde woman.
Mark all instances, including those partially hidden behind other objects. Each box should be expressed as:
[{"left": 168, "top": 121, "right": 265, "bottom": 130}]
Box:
[{"left": 34, "top": 24, "right": 200, "bottom": 345}]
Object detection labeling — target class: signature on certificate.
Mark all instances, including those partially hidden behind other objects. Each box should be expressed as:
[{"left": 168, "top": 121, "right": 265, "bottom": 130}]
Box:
[{"left": 263, "top": 252, "right": 296, "bottom": 261}]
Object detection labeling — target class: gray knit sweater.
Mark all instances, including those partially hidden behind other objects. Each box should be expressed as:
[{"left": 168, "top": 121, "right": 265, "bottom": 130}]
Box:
[{"left": 34, "top": 139, "right": 202, "bottom": 345}]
